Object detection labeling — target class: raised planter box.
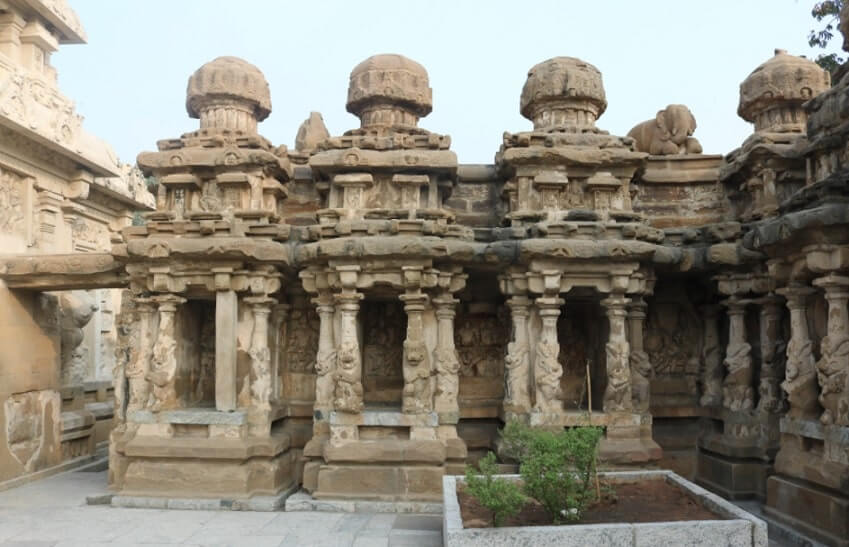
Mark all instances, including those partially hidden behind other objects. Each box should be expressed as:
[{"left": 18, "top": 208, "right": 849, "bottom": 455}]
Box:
[{"left": 443, "top": 470, "right": 767, "bottom": 547}]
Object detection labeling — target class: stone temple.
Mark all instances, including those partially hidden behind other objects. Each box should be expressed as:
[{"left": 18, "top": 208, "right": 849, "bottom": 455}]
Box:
[{"left": 1, "top": 2, "right": 849, "bottom": 545}]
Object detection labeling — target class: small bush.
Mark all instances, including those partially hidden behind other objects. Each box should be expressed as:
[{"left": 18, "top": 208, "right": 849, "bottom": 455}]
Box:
[
  {"left": 464, "top": 452, "right": 525, "bottom": 527},
  {"left": 501, "top": 421, "right": 603, "bottom": 523}
]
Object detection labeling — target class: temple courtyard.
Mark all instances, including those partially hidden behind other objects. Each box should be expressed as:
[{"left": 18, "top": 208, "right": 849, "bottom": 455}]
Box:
[{"left": 0, "top": 464, "right": 443, "bottom": 547}]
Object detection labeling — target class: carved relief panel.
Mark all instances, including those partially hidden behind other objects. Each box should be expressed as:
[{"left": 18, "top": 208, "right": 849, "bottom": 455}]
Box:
[
  {"left": 455, "top": 303, "right": 507, "bottom": 408},
  {"left": 362, "top": 300, "right": 406, "bottom": 405},
  {"left": 644, "top": 283, "right": 704, "bottom": 407}
]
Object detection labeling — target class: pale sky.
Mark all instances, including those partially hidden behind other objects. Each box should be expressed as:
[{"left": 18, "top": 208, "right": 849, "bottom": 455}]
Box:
[{"left": 52, "top": 1, "right": 842, "bottom": 165}]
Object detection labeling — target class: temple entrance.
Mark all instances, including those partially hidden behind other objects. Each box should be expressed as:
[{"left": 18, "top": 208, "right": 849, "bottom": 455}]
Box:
[
  {"left": 361, "top": 299, "right": 407, "bottom": 406},
  {"left": 557, "top": 293, "right": 606, "bottom": 412},
  {"left": 176, "top": 299, "right": 216, "bottom": 408}
]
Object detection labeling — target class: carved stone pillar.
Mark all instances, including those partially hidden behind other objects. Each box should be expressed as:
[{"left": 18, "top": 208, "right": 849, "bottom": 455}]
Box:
[
  {"left": 602, "top": 294, "right": 632, "bottom": 412},
  {"left": 627, "top": 297, "right": 651, "bottom": 412},
  {"left": 333, "top": 272, "right": 363, "bottom": 413},
  {"left": 699, "top": 304, "right": 723, "bottom": 407},
  {"left": 245, "top": 296, "right": 275, "bottom": 410},
  {"left": 146, "top": 295, "right": 185, "bottom": 411},
  {"left": 126, "top": 298, "right": 155, "bottom": 413},
  {"left": 756, "top": 295, "right": 786, "bottom": 413},
  {"left": 533, "top": 296, "right": 563, "bottom": 413},
  {"left": 722, "top": 298, "right": 753, "bottom": 411},
  {"left": 400, "top": 288, "right": 432, "bottom": 414},
  {"left": 432, "top": 293, "right": 460, "bottom": 422},
  {"left": 504, "top": 295, "right": 532, "bottom": 416},
  {"left": 776, "top": 286, "right": 818, "bottom": 419},
  {"left": 270, "top": 302, "right": 289, "bottom": 403},
  {"left": 813, "top": 274, "right": 849, "bottom": 426},
  {"left": 313, "top": 292, "right": 337, "bottom": 422}
]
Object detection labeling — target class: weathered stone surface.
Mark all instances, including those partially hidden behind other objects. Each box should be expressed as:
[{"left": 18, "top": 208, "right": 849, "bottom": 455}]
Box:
[{"left": 1, "top": 18, "right": 849, "bottom": 545}]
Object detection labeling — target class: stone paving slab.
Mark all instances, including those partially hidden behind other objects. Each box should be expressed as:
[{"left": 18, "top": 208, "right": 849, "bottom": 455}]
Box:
[{"left": 0, "top": 468, "right": 443, "bottom": 547}]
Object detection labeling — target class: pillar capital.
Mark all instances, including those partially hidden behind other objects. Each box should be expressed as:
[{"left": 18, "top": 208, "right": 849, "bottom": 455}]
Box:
[
  {"left": 151, "top": 294, "right": 186, "bottom": 312},
  {"left": 777, "top": 284, "right": 816, "bottom": 308},
  {"left": 814, "top": 273, "right": 849, "bottom": 298}
]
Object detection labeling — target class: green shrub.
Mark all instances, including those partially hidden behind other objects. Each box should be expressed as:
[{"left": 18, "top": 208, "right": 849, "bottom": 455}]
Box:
[
  {"left": 501, "top": 421, "right": 603, "bottom": 523},
  {"left": 464, "top": 452, "right": 525, "bottom": 527}
]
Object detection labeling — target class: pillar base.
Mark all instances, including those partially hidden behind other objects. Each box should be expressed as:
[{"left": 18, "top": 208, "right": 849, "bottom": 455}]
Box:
[
  {"left": 695, "top": 448, "right": 771, "bottom": 501},
  {"left": 112, "top": 409, "right": 296, "bottom": 500},
  {"left": 764, "top": 474, "right": 849, "bottom": 547}
]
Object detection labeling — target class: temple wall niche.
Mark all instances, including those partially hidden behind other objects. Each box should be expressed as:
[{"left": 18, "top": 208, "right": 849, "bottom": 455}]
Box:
[
  {"left": 362, "top": 300, "right": 406, "bottom": 406},
  {"left": 174, "top": 301, "right": 214, "bottom": 407},
  {"left": 456, "top": 302, "right": 507, "bottom": 413},
  {"left": 645, "top": 280, "right": 705, "bottom": 407},
  {"left": 557, "top": 299, "right": 604, "bottom": 410},
  {"left": 282, "top": 295, "right": 319, "bottom": 405}
]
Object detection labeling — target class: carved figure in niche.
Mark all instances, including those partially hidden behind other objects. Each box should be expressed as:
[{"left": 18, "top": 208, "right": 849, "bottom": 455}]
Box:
[
  {"left": 818, "top": 335, "right": 849, "bottom": 425},
  {"left": 783, "top": 331, "right": 818, "bottom": 417},
  {"left": 455, "top": 313, "right": 506, "bottom": 377},
  {"left": 193, "top": 319, "right": 215, "bottom": 405},
  {"left": 604, "top": 339, "right": 632, "bottom": 412},
  {"left": 147, "top": 311, "right": 178, "bottom": 411},
  {"left": 627, "top": 104, "right": 703, "bottom": 155},
  {"left": 758, "top": 339, "right": 787, "bottom": 413},
  {"left": 286, "top": 307, "right": 319, "bottom": 373},
  {"left": 644, "top": 296, "right": 702, "bottom": 404},
  {"left": 722, "top": 342, "right": 754, "bottom": 411},
  {"left": 59, "top": 291, "right": 98, "bottom": 386},
  {"left": 630, "top": 349, "right": 652, "bottom": 412},
  {"left": 363, "top": 303, "right": 403, "bottom": 378},
  {"left": 504, "top": 341, "right": 530, "bottom": 407},
  {"left": 402, "top": 340, "right": 433, "bottom": 413},
  {"left": 534, "top": 339, "right": 563, "bottom": 412},
  {"left": 433, "top": 346, "right": 460, "bottom": 407},
  {"left": 0, "top": 168, "right": 26, "bottom": 235},
  {"left": 334, "top": 339, "right": 363, "bottom": 413},
  {"left": 4, "top": 391, "right": 59, "bottom": 472},
  {"left": 113, "top": 296, "right": 138, "bottom": 421}
]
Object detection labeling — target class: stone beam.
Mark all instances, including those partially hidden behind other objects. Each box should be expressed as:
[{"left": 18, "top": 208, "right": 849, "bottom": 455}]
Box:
[{"left": 0, "top": 253, "right": 127, "bottom": 290}]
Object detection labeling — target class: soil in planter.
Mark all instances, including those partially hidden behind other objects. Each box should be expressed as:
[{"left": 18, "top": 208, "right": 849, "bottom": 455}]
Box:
[{"left": 459, "top": 479, "right": 725, "bottom": 528}]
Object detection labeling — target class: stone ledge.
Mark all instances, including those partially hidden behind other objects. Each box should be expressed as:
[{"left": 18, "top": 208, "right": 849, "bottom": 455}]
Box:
[
  {"left": 123, "top": 433, "right": 290, "bottom": 459},
  {"left": 329, "top": 409, "right": 438, "bottom": 427},
  {"left": 285, "top": 489, "right": 442, "bottom": 514},
  {"left": 324, "top": 440, "right": 446, "bottom": 464},
  {"left": 110, "top": 482, "right": 298, "bottom": 512},
  {"left": 781, "top": 417, "right": 849, "bottom": 445},
  {"left": 128, "top": 408, "right": 247, "bottom": 425}
]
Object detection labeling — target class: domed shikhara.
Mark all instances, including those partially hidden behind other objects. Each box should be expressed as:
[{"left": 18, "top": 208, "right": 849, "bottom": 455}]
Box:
[
  {"left": 738, "top": 49, "right": 830, "bottom": 133},
  {"left": 346, "top": 54, "right": 433, "bottom": 130},
  {"left": 520, "top": 56, "right": 607, "bottom": 131},
  {"left": 186, "top": 56, "right": 272, "bottom": 134}
]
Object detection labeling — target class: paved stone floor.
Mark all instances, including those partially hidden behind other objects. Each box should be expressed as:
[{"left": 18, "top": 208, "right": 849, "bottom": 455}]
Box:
[
  {"left": 0, "top": 467, "right": 442, "bottom": 547},
  {"left": 0, "top": 464, "right": 800, "bottom": 547}
]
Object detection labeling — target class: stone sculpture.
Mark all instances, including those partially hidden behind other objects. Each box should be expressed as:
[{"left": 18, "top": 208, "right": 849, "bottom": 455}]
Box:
[
  {"left": 58, "top": 291, "right": 97, "bottom": 386},
  {"left": 402, "top": 339, "right": 433, "bottom": 414},
  {"left": 334, "top": 339, "right": 364, "bottom": 414},
  {"left": 628, "top": 104, "right": 703, "bottom": 155},
  {"left": 295, "top": 111, "right": 330, "bottom": 152}
]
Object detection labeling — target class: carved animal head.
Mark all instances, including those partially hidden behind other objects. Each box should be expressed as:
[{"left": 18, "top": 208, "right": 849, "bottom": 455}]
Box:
[
  {"left": 59, "top": 291, "right": 98, "bottom": 329},
  {"left": 404, "top": 340, "right": 428, "bottom": 364},
  {"left": 656, "top": 104, "right": 697, "bottom": 145}
]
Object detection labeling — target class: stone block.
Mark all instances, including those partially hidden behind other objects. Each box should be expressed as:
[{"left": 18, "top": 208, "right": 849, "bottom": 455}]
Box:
[
  {"left": 696, "top": 449, "right": 771, "bottom": 500},
  {"left": 765, "top": 474, "right": 849, "bottom": 547}
]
